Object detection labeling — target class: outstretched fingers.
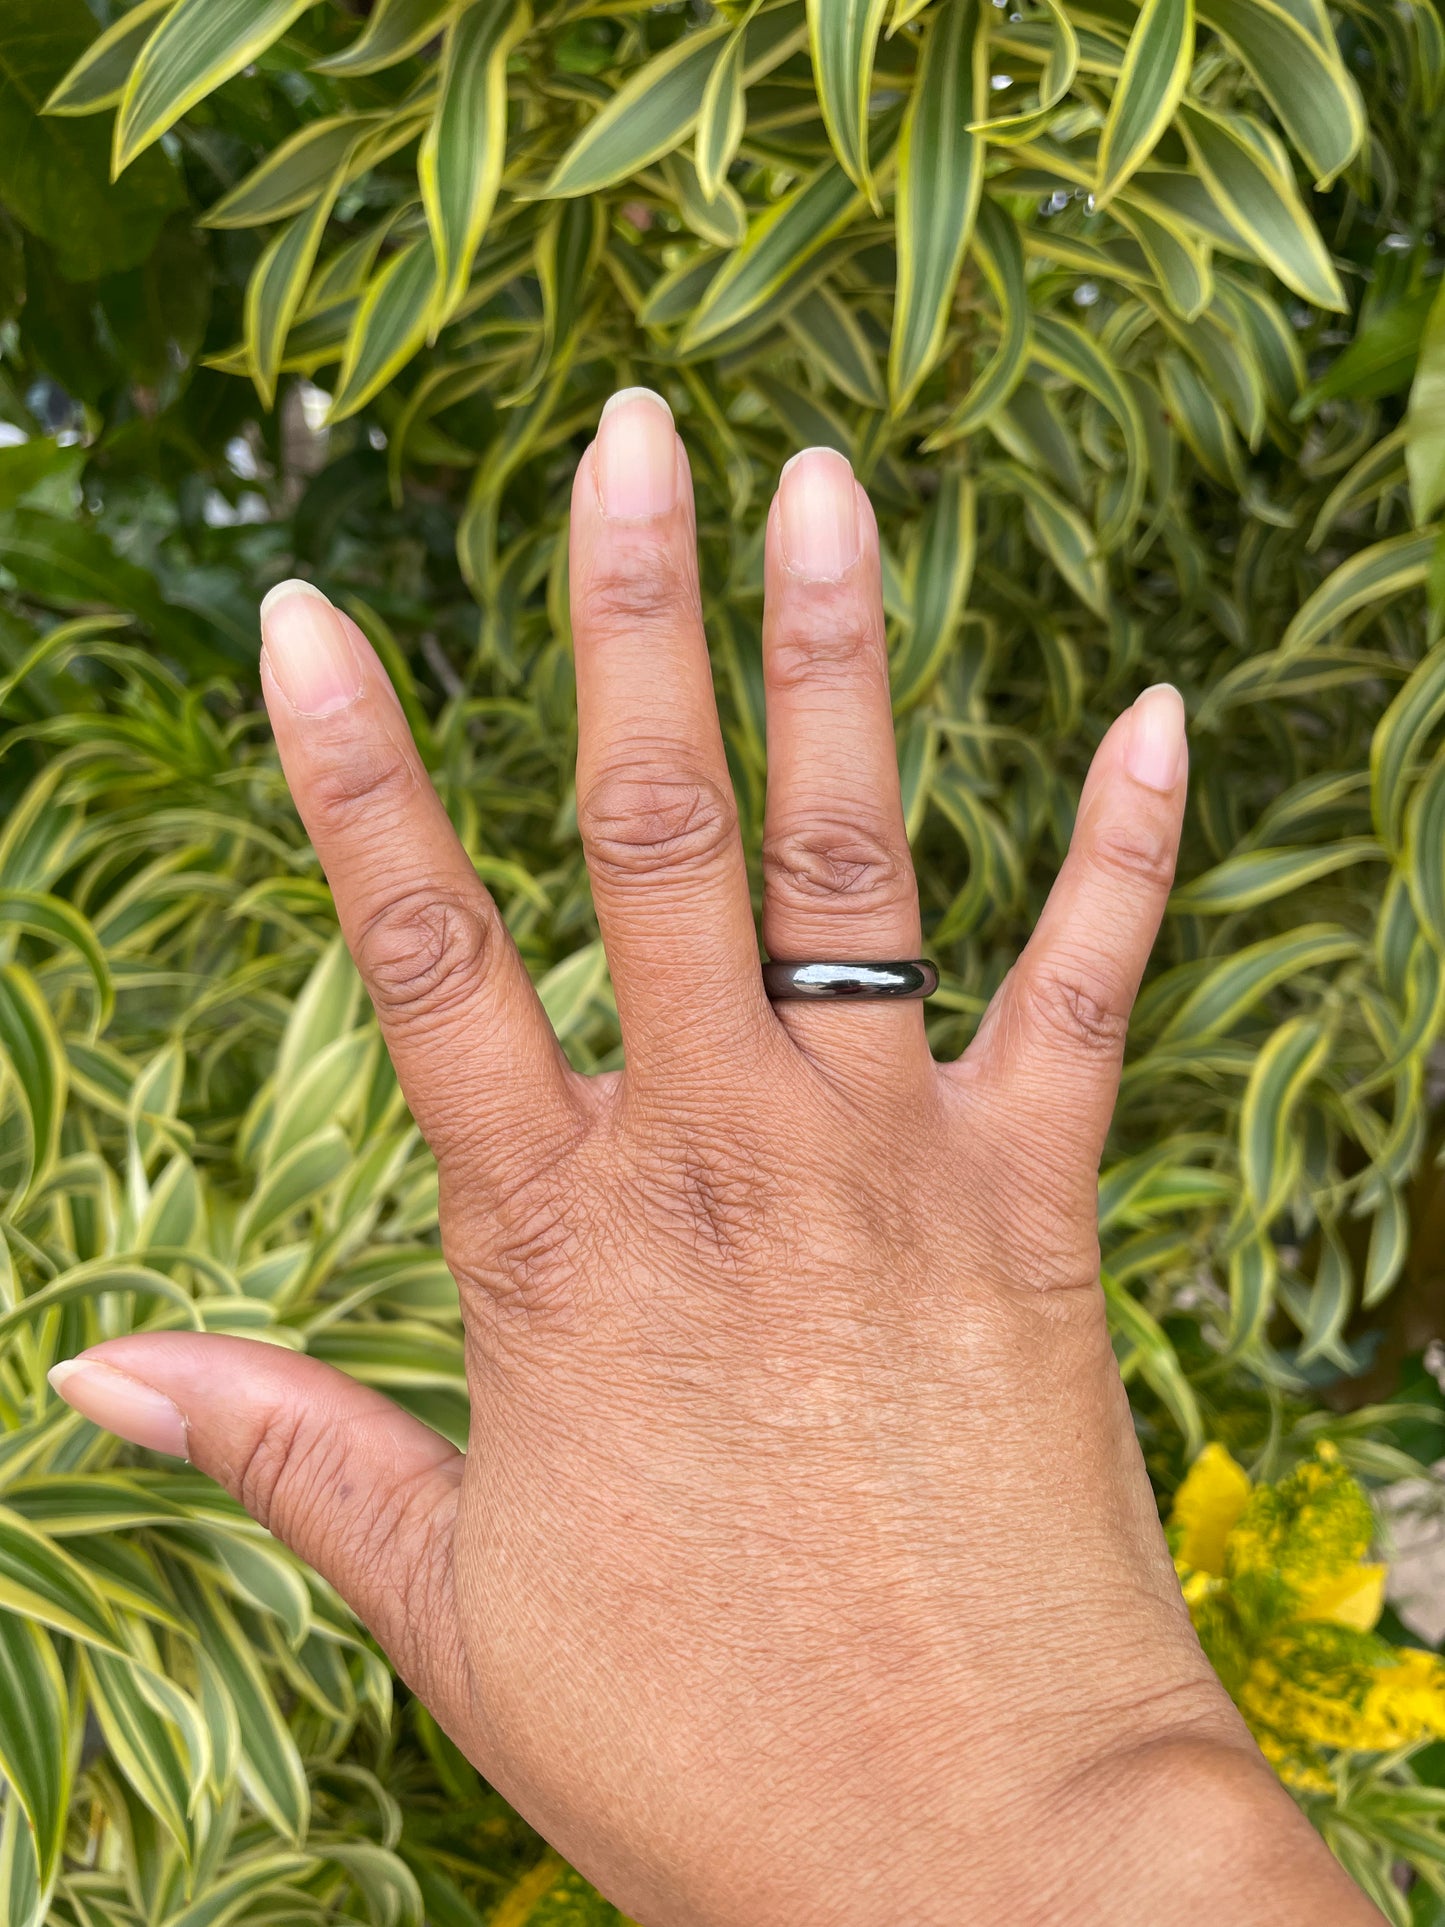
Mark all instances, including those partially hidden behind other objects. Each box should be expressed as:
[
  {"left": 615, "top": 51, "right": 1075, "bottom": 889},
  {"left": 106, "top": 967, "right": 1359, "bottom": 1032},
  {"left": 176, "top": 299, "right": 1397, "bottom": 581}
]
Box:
[
  {"left": 957, "top": 685, "right": 1188, "bottom": 1190},
  {"left": 49, "top": 1335, "right": 472, "bottom": 1723},
  {"left": 260, "top": 585, "right": 579, "bottom": 1173}
]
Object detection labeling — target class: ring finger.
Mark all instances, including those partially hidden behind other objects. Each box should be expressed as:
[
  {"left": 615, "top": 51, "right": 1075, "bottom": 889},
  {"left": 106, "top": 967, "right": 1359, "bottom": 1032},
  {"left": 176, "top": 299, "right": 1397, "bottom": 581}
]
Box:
[{"left": 760, "top": 448, "right": 927, "bottom": 1076}]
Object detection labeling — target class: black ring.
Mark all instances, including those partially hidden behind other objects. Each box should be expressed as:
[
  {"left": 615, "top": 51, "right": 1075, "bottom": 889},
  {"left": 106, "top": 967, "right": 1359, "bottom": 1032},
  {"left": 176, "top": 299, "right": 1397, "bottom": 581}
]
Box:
[{"left": 762, "top": 959, "right": 939, "bottom": 1002}]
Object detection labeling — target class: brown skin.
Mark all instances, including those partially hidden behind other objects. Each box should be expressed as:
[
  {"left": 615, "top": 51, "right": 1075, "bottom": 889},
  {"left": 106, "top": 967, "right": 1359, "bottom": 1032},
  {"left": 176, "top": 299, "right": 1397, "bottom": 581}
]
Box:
[{"left": 55, "top": 399, "right": 1381, "bottom": 1925}]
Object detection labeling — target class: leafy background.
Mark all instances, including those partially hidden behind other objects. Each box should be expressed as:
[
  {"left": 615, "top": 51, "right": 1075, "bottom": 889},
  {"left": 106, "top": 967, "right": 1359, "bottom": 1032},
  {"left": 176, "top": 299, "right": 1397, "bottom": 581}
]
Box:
[{"left": 2, "top": 0, "right": 1445, "bottom": 1919}]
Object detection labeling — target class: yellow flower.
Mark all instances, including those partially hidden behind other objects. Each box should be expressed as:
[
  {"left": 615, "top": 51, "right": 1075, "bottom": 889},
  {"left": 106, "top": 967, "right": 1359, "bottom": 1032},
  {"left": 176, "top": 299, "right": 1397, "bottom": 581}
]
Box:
[{"left": 1166, "top": 1443, "right": 1445, "bottom": 1790}]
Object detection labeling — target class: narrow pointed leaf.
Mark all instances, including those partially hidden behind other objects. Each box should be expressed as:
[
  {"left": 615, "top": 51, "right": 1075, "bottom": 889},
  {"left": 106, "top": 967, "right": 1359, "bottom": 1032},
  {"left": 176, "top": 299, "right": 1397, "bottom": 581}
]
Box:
[
  {"left": 235, "top": 1125, "right": 352, "bottom": 1248},
  {"left": 1363, "top": 1185, "right": 1408, "bottom": 1306},
  {"left": 1169, "top": 840, "right": 1384, "bottom": 914},
  {"left": 1372, "top": 638, "right": 1445, "bottom": 855},
  {"left": 114, "top": 0, "right": 315, "bottom": 174},
  {"left": 420, "top": 0, "right": 524, "bottom": 326},
  {"left": 679, "top": 154, "right": 867, "bottom": 355},
  {"left": 696, "top": 12, "right": 751, "bottom": 202},
  {"left": 1406, "top": 739, "right": 1445, "bottom": 956},
  {"left": 1197, "top": 0, "right": 1364, "bottom": 186},
  {"left": 783, "top": 287, "right": 884, "bottom": 408},
  {"left": 245, "top": 180, "right": 343, "bottom": 409},
  {"left": 328, "top": 237, "right": 439, "bottom": 423},
  {"left": 1225, "top": 1231, "right": 1276, "bottom": 1354},
  {"left": 174, "top": 1579, "right": 308, "bottom": 1843},
  {"left": 1407, "top": 278, "right": 1445, "bottom": 526},
  {"left": 0, "top": 1511, "right": 121, "bottom": 1652},
  {"left": 889, "top": 0, "right": 986, "bottom": 411},
  {"left": 43, "top": 0, "right": 174, "bottom": 115},
  {"left": 1029, "top": 313, "right": 1145, "bottom": 548},
  {"left": 1239, "top": 1016, "right": 1330, "bottom": 1221},
  {"left": 989, "top": 461, "right": 1109, "bottom": 615},
  {"left": 1115, "top": 193, "right": 1213, "bottom": 320},
  {"left": 1158, "top": 926, "right": 1359, "bottom": 1042},
  {"left": 544, "top": 7, "right": 806, "bottom": 198},
  {"left": 1096, "top": 0, "right": 1194, "bottom": 207},
  {"left": 892, "top": 470, "right": 975, "bottom": 709},
  {"left": 971, "top": 0, "right": 1077, "bottom": 141},
  {"left": 315, "top": 0, "right": 458, "bottom": 77},
  {"left": 0, "top": 1616, "right": 69, "bottom": 1890},
  {"left": 202, "top": 116, "right": 368, "bottom": 228},
  {"left": 1102, "top": 1274, "right": 1204, "bottom": 1457},
  {"left": 1281, "top": 530, "right": 1440, "bottom": 654},
  {"left": 1178, "top": 102, "right": 1344, "bottom": 311},
  {"left": 1157, "top": 349, "right": 1242, "bottom": 486},
  {"left": 82, "top": 1651, "right": 202, "bottom": 1857},
  {"left": 0, "top": 890, "right": 112, "bottom": 1028},
  {"left": 808, "top": 0, "right": 890, "bottom": 204},
  {"left": 925, "top": 196, "right": 1030, "bottom": 445},
  {"left": 0, "top": 964, "right": 65, "bottom": 1204}
]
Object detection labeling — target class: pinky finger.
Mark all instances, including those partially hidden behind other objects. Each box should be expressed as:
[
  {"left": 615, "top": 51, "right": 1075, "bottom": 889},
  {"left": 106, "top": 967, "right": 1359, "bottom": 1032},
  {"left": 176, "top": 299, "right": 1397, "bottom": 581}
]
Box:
[{"left": 953, "top": 684, "right": 1188, "bottom": 1179}]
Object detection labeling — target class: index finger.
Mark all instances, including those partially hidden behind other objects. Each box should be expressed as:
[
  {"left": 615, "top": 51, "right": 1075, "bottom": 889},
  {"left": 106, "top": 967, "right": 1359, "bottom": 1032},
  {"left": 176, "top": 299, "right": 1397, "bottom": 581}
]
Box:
[
  {"left": 954, "top": 684, "right": 1188, "bottom": 1177},
  {"left": 260, "top": 582, "right": 580, "bottom": 1171}
]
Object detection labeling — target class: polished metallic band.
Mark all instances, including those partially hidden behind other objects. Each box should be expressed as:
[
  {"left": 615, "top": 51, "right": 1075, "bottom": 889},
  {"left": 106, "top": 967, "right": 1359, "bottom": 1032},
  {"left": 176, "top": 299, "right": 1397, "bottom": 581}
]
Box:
[{"left": 762, "top": 959, "right": 939, "bottom": 1002}]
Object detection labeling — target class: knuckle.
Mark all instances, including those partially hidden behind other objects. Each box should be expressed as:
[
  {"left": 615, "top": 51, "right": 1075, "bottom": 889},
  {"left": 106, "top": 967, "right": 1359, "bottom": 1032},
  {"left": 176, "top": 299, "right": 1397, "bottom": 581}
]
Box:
[
  {"left": 579, "top": 765, "right": 737, "bottom": 883},
  {"left": 307, "top": 739, "right": 414, "bottom": 838},
  {"left": 763, "top": 818, "right": 914, "bottom": 916},
  {"left": 355, "top": 889, "right": 493, "bottom": 1026},
  {"left": 488, "top": 1198, "right": 590, "bottom": 1316},
  {"left": 674, "top": 1143, "right": 774, "bottom": 1265},
  {"left": 232, "top": 1404, "right": 317, "bottom": 1534},
  {"left": 1022, "top": 959, "right": 1130, "bottom": 1057},
  {"left": 633, "top": 1125, "right": 780, "bottom": 1273},
  {"left": 585, "top": 543, "right": 698, "bottom": 637},
  {"left": 1089, "top": 819, "right": 1178, "bottom": 893},
  {"left": 445, "top": 1147, "right": 593, "bottom": 1325},
  {"left": 766, "top": 605, "right": 881, "bottom": 692},
  {"left": 1013, "top": 1220, "right": 1103, "bottom": 1297}
]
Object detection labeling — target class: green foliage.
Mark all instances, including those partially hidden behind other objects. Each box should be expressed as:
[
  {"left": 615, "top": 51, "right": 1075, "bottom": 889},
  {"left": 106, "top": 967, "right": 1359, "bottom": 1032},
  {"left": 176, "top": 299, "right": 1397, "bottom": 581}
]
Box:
[{"left": 0, "top": 0, "right": 1442, "bottom": 1918}]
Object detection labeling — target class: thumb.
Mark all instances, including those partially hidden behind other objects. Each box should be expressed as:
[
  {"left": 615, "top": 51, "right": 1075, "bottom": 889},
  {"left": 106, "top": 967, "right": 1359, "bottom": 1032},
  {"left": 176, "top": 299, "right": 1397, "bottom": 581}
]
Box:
[{"left": 50, "top": 1333, "right": 468, "bottom": 1714}]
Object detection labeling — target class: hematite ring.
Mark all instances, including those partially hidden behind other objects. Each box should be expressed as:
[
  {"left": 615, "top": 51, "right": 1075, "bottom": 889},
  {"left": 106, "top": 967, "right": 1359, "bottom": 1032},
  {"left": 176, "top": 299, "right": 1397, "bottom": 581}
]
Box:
[{"left": 762, "top": 959, "right": 939, "bottom": 1002}]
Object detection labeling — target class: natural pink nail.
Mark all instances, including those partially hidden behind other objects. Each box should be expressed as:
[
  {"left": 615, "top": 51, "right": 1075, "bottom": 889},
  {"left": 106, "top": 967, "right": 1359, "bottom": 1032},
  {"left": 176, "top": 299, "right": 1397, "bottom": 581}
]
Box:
[
  {"left": 259, "top": 579, "right": 362, "bottom": 716},
  {"left": 49, "top": 1358, "right": 189, "bottom": 1459},
  {"left": 779, "top": 447, "right": 860, "bottom": 581},
  {"left": 595, "top": 388, "right": 678, "bottom": 519},
  {"left": 1126, "top": 683, "right": 1187, "bottom": 791}
]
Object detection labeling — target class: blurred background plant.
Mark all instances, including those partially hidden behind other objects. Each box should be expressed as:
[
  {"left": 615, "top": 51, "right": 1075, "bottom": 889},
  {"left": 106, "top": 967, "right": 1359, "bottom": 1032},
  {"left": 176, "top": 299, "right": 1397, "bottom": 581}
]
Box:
[{"left": 2, "top": 0, "right": 1445, "bottom": 1919}]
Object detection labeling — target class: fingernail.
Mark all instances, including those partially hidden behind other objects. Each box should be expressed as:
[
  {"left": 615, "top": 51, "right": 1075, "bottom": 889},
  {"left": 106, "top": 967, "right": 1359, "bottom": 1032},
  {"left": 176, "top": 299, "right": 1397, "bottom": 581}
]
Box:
[
  {"left": 49, "top": 1359, "right": 188, "bottom": 1459},
  {"left": 1126, "top": 683, "right": 1187, "bottom": 791},
  {"left": 260, "top": 579, "right": 362, "bottom": 716},
  {"left": 596, "top": 388, "right": 677, "bottom": 519},
  {"left": 778, "top": 447, "right": 860, "bottom": 581}
]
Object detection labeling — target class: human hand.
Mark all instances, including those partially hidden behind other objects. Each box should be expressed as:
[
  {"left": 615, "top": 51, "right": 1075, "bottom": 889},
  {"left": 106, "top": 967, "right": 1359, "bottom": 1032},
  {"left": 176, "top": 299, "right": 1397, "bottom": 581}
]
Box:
[{"left": 52, "top": 393, "right": 1380, "bottom": 1925}]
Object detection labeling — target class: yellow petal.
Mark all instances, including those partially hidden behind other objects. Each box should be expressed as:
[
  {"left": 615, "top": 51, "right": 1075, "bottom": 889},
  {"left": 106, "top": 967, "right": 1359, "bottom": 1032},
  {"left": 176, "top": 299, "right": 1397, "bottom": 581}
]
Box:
[
  {"left": 1180, "top": 1569, "right": 1216, "bottom": 1607},
  {"left": 1170, "top": 1443, "right": 1252, "bottom": 1576},
  {"left": 1358, "top": 1649, "right": 1445, "bottom": 1746},
  {"left": 1298, "top": 1562, "right": 1387, "bottom": 1633}
]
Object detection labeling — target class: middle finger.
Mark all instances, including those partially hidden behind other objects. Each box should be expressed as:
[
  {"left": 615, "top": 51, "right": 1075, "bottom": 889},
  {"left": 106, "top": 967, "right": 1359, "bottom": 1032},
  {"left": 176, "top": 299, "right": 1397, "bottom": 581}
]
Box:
[{"left": 570, "top": 390, "right": 769, "bottom": 1081}]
